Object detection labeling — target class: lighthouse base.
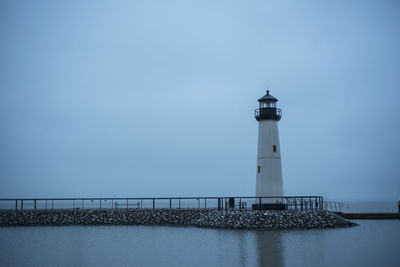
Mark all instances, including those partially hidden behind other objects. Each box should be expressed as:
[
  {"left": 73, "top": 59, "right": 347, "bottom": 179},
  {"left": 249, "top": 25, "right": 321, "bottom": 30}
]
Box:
[{"left": 252, "top": 203, "right": 287, "bottom": 211}]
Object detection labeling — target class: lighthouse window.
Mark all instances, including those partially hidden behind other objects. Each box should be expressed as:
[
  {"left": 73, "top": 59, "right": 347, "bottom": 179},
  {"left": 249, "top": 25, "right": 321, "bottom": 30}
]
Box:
[
  {"left": 257, "top": 166, "right": 261, "bottom": 173},
  {"left": 273, "top": 145, "right": 277, "bottom": 152}
]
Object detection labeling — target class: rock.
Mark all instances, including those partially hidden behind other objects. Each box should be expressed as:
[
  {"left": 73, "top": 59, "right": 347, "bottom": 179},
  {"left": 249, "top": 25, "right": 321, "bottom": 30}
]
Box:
[{"left": 0, "top": 209, "right": 358, "bottom": 230}]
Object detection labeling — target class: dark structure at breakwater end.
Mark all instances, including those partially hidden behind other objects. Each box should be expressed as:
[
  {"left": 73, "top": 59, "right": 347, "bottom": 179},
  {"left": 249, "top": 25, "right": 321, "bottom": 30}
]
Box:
[
  {"left": 0, "top": 209, "right": 357, "bottom": 230},
  {"left": 336, "top": 212, "right": 400, "bottom": 220}
]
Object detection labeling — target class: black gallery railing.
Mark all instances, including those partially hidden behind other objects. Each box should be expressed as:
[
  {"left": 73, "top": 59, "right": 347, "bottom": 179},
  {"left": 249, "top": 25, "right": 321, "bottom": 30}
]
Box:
[{"left": 0, "top": 196, "right": 323, "bottom": 212}]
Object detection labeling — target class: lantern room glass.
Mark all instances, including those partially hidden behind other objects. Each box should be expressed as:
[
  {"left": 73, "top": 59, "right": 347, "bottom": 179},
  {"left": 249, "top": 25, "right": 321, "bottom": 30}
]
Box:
[{"left": 260, "top": 102, "right": 276, "bottom": 108}]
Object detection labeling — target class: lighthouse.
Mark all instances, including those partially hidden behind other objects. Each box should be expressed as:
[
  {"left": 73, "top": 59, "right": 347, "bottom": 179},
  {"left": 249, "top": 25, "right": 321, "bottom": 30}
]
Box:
[{"left": 254, "top": 90, "right": 284, "bottom": 210}]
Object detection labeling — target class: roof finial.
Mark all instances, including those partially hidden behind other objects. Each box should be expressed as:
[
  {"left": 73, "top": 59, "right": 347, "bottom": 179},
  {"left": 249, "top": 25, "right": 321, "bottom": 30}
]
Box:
[{"left": 266, "top": 90, "right": 270, "bottom": 95}]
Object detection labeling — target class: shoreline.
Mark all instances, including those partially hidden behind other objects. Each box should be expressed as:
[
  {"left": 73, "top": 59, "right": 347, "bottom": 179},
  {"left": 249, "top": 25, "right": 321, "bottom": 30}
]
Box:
[{"left": 0, "top": 209, "right": 357, "bottom": 230}]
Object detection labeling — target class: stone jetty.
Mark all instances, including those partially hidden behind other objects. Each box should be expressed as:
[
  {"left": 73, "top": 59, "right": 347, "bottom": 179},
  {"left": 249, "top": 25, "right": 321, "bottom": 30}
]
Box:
[{"left": 0, "top": 209, "right": 357, "bottom": 230}]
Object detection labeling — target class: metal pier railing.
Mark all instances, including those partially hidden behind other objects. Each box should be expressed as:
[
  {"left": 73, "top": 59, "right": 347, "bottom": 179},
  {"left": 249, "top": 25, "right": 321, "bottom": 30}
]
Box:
[{"left": 0, "top": 196, "right": 324, "bottom": 212}]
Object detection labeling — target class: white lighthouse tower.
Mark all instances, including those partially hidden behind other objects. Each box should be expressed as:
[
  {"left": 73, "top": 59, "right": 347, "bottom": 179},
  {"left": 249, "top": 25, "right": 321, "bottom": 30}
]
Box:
[{"left": 254, "top": 90, "right": 284, "bottom": 209}]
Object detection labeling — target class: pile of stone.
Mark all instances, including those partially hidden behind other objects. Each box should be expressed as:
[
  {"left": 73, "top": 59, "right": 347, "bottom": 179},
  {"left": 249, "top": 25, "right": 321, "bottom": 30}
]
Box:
[{"left": 0, "top": 209, "right": 357, "bottom": 230}]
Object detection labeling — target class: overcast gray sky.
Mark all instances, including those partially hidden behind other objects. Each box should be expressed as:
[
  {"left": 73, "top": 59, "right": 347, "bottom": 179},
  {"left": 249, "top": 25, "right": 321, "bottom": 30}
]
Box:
[{"left": 1, "top": 0, "right": 399, "bottom": 201}]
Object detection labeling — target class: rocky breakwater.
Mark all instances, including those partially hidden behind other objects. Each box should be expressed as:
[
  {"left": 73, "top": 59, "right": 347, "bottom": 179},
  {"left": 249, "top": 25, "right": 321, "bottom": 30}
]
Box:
[{"left": 0, "top": 209, "right": 357, "bottom": 230}]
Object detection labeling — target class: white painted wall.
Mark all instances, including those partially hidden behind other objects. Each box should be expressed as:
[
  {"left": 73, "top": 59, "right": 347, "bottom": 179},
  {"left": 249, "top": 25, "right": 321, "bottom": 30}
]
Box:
[{"left": 255, "top": 120, "right": 284, "bottom": 202}]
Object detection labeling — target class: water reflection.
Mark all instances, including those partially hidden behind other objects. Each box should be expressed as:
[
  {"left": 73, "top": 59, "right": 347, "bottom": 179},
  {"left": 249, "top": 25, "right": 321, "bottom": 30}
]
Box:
[
  {"left": 1, "top": 222, "right": 398, "bottom": 267},
  {"left": 254, "top": 231, "right": 284, "bottom": 267}
]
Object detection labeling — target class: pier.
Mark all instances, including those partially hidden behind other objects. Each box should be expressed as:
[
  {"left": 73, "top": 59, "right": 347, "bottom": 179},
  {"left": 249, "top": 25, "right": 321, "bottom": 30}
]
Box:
[
  {"left": 0, "top": 196, "right": 323, "bottom": 212},
  {"left": 336, "top": 212, "right": 400, "bottom": 219}
]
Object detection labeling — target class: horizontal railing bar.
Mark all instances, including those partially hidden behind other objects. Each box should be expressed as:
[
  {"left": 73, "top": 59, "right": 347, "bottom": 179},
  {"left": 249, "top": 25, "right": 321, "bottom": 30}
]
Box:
[{"left": 0, "top": 196, "right": 322, "bottom": 201}]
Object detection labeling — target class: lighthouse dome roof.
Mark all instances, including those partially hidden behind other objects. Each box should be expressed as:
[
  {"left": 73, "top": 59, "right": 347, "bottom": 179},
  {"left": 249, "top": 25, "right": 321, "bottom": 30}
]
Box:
[{"left": 258, "top": 90, "right": 278, "bottom": 102}]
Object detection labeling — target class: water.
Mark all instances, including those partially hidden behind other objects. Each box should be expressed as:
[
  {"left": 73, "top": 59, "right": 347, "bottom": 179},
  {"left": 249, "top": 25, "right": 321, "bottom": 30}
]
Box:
[
  {"left": 0, "top": 220, "right": 399, "bottom": 267},
  {"left": 340, "top": 200, "right": 399, "bottom": 213}
]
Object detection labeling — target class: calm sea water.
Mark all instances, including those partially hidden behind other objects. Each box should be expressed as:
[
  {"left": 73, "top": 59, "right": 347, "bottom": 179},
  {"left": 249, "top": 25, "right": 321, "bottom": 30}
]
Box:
[
  {"left": 335, "top": 200, "right": 399, "bottom": 213},
  {"left": 0, "top": 220, "right": 399, "bottom": 267}
]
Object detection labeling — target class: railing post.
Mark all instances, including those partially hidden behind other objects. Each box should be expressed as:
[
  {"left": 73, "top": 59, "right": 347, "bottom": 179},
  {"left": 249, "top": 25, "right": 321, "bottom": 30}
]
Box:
[
  {"left": 126, "top": 199, "right": 128, "bottom": 211},
  {"left": 100, "top": 199, "right": 102, "bottom": 210},
  {"left": 15, "top": 200, "right": 17, "bottom": 212},
  {"left": 239, "top": 198, "right": 242, "bottom": 211},
  {"left": 112, "top": 199, "right": 114, "bottom": 209},
  {"left": 204, "top": 198, "right": 206, "bottom": 209},
  {"left": 73, "top": 200, "right": 75, "bottom": 209},
  {"left": 179, "top": 199, "right": 181, "bottom": 209},
  {"left": 34, "top": 200, "right": 37, "bottom": 210},
  {"left": 170, "top": 198, "right": 172, "bottom": 209},
  {"left": 259, "top": 198, "right": 261, "bottom": 211},
  {"left": 82, "top": 199, "right": 84, "bottom": 209},
  {"left": 153, "top": 198, "right": 155, "bottom": 210},
  {"left": 21, "top": 200, "right": 23, "bottom": 211}
]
